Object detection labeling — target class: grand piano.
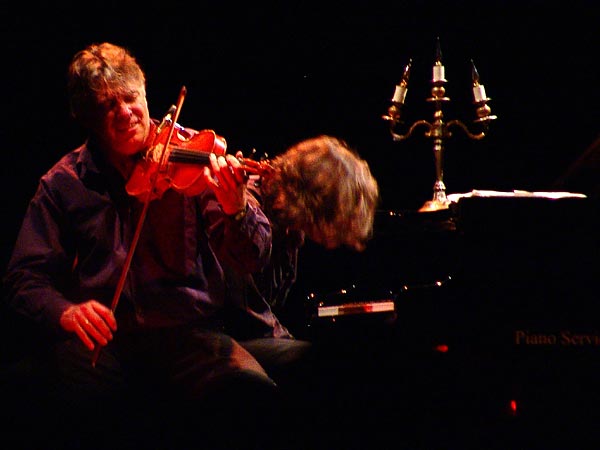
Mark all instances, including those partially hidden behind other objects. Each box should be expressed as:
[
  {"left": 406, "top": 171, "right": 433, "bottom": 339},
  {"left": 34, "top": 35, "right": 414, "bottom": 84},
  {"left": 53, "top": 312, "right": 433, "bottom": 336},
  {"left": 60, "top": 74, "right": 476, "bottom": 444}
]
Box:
[
  {"left": 300, "top": 194, "right": 598, "bottom": 332},
  {"left": 288, "top": 194, "right": 599, "bottom": 446}
]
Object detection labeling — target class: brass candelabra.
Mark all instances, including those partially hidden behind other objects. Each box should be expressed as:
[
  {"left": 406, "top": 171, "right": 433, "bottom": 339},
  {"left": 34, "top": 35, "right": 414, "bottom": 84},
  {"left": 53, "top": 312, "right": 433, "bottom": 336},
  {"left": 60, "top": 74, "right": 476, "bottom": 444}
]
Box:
[{"left": 382, "top": 38, "right": 497, "bottom": 211}]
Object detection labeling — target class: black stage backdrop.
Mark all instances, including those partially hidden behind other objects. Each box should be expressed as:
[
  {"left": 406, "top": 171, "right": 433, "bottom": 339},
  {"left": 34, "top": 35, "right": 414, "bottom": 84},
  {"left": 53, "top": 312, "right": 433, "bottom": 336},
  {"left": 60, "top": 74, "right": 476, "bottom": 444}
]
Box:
[{"left": 1, "top": 2, "right": 600, "bottom": 446}]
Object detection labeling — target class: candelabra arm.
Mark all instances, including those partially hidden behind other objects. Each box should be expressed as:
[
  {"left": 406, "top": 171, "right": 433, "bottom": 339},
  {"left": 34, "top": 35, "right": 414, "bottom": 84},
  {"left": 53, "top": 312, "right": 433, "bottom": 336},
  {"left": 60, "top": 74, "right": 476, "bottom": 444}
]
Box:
[
  {"left": 391, "top": 120, "right": 432, "bottom": 142},
  {"left": 445, "top": 119, "right": 488, "bottom": 140}
]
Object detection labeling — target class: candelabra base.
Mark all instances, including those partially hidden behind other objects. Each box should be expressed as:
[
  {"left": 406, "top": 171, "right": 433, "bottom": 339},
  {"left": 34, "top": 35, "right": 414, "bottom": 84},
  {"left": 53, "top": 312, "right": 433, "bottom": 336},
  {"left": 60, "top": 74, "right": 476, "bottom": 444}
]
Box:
[{"left": 419, "top": 199, "right": 450, "bottom": 212}]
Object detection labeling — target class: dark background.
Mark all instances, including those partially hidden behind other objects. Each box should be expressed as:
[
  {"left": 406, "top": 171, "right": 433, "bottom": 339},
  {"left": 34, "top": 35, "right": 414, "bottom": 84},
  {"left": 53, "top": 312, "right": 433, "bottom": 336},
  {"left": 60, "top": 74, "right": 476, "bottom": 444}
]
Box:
[
  {"left": 1, "top": 1, "right": 598, "bottom": 295},
  {"left": 1, "top": 2, "right": 599, "bottom": 445}
]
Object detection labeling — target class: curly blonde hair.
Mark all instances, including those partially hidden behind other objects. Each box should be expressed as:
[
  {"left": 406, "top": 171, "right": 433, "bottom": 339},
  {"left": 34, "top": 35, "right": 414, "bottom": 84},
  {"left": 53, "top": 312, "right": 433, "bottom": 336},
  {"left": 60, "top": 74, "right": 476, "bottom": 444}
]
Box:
[{"left": 261, "top": 135, "right": 379, "bottom": 251}]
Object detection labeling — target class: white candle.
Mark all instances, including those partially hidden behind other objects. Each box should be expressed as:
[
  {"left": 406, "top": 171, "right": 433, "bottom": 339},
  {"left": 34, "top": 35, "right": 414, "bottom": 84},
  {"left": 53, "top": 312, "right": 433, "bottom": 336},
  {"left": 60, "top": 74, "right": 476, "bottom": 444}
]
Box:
[
  {"left": 473, "top": 84, "right": 487, "bottom": 102},
  {"left": 392, "top": 59, "right": 411, "bottom": 104},
  {"left": 392, "top": 85, "right": 407, "bottom": 104},
  {"left": 433, "top": 65, "right": 445, "bottom": 82}
]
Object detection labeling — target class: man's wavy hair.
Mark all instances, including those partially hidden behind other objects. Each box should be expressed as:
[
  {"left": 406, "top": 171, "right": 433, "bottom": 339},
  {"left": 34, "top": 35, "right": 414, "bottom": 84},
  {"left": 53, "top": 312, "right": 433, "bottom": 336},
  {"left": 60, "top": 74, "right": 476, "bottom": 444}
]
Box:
[
  {"left": 67, "top": 42, "right": 145, "bottom": 127},
  {"left": 262, "top": 135, "right": 380, "bottom": 251}
]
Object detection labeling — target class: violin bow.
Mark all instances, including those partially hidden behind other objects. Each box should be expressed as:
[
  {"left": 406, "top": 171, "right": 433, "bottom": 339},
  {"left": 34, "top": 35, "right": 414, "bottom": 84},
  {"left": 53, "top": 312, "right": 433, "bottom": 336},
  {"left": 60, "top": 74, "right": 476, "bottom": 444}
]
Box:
[{"left": 91, "top": 86, "right": 187, "bottom": 367}]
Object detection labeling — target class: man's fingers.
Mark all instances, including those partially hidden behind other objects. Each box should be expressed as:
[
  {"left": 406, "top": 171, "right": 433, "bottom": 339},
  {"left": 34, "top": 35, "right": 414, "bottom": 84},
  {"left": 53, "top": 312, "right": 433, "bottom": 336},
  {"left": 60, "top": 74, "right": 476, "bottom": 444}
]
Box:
[{"left": 76, "top": 326, "right": 95, "bottom": 351}]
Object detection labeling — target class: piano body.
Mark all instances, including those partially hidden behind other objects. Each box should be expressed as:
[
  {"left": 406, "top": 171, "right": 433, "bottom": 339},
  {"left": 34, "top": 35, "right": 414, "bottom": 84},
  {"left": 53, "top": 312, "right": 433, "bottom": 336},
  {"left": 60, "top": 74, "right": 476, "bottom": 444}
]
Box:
[{"left": 292, "top": 195, "right": 600, "bottom": 444}]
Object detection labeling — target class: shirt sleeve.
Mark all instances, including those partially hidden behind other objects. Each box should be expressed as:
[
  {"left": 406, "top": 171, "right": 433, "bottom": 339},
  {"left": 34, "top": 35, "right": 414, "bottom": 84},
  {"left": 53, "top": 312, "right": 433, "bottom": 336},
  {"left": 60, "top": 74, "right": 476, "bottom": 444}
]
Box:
[
  {"left": 198, "top": 189, "right": 272, "bottom": 275},
  {"left": 3, "top": 178, "right": 77, "bottom": 335}
]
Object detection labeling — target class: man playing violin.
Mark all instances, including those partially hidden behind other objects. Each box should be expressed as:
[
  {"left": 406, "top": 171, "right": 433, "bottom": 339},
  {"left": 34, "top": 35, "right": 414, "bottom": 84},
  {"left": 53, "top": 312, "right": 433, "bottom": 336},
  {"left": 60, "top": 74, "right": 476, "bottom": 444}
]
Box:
[{"left": 2, "top": 42, "right": 282, "bottom": 450}]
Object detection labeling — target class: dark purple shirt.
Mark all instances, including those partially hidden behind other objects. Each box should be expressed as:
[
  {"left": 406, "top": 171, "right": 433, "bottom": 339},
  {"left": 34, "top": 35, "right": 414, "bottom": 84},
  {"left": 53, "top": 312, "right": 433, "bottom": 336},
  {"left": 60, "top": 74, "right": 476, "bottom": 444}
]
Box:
[{"left": 3, "top": 138, "right": 272, "bottom": 335}]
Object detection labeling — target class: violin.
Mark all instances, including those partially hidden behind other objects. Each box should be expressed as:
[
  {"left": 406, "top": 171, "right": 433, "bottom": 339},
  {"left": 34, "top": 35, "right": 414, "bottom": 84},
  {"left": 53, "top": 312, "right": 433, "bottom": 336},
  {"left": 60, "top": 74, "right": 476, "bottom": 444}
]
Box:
[
  {"left": 126, "top": 124, "right": 226, "bottom": 200},
  {"left": 126, "top": 88, "right": 272, "bottom": 201}
]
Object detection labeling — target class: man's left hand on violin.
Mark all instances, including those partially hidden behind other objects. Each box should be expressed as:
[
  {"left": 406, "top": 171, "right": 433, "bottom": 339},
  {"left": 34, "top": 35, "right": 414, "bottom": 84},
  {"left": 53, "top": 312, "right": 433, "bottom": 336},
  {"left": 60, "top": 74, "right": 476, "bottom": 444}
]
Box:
[{"left": 204, "top": 152, "right": 248, "bottom": 216}]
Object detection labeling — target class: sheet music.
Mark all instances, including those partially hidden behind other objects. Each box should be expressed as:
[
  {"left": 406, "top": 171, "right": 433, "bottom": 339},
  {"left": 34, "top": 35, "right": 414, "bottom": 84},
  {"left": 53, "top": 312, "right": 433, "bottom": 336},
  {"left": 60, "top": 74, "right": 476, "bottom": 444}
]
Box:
[{"left": 447, "top": 190, "right": 587, "bottom": 203}]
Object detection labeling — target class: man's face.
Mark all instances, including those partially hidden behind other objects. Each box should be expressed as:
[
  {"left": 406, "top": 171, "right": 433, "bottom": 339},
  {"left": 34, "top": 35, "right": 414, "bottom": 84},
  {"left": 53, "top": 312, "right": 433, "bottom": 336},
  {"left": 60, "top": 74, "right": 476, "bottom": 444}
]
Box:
[{"left": 90, "top": 82, "right": 151, "bottom": 157}]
